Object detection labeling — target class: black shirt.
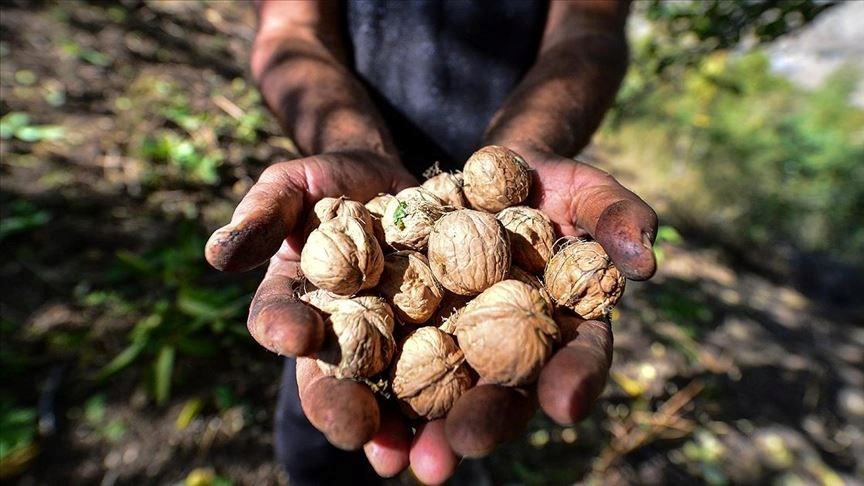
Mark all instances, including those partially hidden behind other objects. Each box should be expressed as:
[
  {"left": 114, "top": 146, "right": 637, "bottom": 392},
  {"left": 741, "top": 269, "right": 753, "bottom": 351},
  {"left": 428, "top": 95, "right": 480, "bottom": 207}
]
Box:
[{"left": 345, "top": 0, "right": 547, "bottom": 173}]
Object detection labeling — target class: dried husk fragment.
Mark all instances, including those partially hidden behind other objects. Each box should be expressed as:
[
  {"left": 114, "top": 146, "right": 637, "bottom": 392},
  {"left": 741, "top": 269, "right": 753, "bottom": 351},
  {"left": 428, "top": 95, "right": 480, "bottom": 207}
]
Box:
[
  {"left": 390, "top": 327, "right": 474, "bottom": 420},
  {"left": 382, "top": 187, "right": 451, "bottom": 251},
  {"left": 544, "top": 238, "right": 625, "bottom": 319},
  {"left": 456, "top": 280, "right": 559, "bottom": 386},
  {"left": 422, "top": 172, "right": 466, "bottom": 208},
  {"left": 313, "top": 296, "right": 396, "bottom": 379},
  {"left": 427, "top": 209, "right": 511, "bottom": 295},
  {"left": 300, "top": 216, "right": 384, "bottom": 296},
  {"left": 378, "top": 251, "right": 444, "bottom": 324},
  {"left": 496, "top": 206, "right": 555, "bottom": 274},
  {"left": 462, "top": 145, "right": 531, "bottom": 212}
]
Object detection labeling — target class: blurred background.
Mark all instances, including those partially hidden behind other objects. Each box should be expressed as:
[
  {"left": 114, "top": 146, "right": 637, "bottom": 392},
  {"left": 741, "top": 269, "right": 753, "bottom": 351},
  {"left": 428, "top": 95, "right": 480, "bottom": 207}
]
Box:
[{"left": 1, "top": 1, "right": 861, "bottom": 484}]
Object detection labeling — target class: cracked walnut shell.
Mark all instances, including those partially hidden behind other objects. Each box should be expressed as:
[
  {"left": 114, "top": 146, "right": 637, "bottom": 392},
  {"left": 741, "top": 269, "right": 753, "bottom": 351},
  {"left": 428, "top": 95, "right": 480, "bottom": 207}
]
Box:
[
  {"left": 311, "top": 296, "right": 396, "bottom": 379},
  {"left": 300, "top": 216, "right": 384, "bottom": 296},
  {"left": 497, "top": 206, "right": 555, "bottom": 274},
  {"left": 390, "top": 327, "right": 474, "bottom": 420},
  {"left": 383, "top": 187, "right": 451, "bottom": 251},
  {"left": 365, "top": 193, "right": 395, "bottom": 248},
  {"left": 427, "top": 209, "right": 511, "bottom": 296},
  {"left": 456, "top": 280, "right": 559, "bottom": 386},
  {"left": 378, "top": 251, "right": 444, "bottom": 324},
  {"left": 543, "top": 239, "right": 625, "bottom": 319},
  {"left": 463, "top": 145, "right": 531, "bottom": 213}
]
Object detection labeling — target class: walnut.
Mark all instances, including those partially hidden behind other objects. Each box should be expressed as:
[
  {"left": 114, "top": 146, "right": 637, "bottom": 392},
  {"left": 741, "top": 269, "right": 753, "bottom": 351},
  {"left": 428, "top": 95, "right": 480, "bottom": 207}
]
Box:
[
  {"left": 422, "top": 172, "right": 466, "bottom": 208},
  {"left": 430, "top": 292, "right": 473, "bottom": 334},
  {"left": 462, "top": 145, "right": 531, "bottom": 212},
  {"left": 507, "top": 265, "right": 554, "bottom": 312},
  {"left": 300, "top": 216, "right": 384, "bottom": 296},
  {"left": 456, "top": 280, "right": 559, "bottom": 386},
  {"left": 496, "top": 206, "right": 555, "bottom": 274},
  {"left": 427, "top": 209, "right": 511, "bottom": 295},
  {"left": 313, "top": 296, "right": 396, "bottom": 379},
  {"left": 543, "top": 238, "right": 626, "bottom": 319},
  {"left": 365, "top": 193, "right": 395, "bottom": 249},
  {"left": 378, "top": 251, "right": 444, "bottom": 324},
  {"left": 305, "top": 196, "right": 374, "bottom": 236},
  {"left": 390, "top": 327, "right": 474, "bottom": 420},
  {"left": 382, "top": 187, "right": 452, "bottom": 251}
]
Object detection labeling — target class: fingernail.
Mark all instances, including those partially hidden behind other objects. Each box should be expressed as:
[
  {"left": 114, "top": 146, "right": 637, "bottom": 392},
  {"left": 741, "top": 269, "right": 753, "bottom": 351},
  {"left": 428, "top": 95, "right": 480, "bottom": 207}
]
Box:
[{"left": 642, "top": 231, "right": 654, "bottom": 250}]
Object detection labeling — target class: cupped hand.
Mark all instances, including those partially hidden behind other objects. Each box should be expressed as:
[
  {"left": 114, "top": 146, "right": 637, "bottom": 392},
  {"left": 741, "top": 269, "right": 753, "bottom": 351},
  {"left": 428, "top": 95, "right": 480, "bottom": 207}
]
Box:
[{"left": 205, "top": 146, "right": 657, "bottom": 484}]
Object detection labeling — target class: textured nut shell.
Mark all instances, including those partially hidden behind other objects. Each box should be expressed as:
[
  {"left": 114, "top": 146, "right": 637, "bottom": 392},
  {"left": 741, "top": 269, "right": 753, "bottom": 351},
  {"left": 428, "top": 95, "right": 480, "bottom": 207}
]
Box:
[
  {"left": 428, "top": 209, "right": 511, "bottom": 295},
  {"left": 544, "top": 239, "right": 626, "bottom": 319},
  {"left": 497, "top": 206, "right": 555, "bottom": 274},
  {"left": 300, "top": 217, "right": 384, "bottom": 296},
  {"left": 462, "top": 145, "right": 531, "bottom": 212},
  {"left": 365, "top": 193, "right": 395, "bottom": 248},
  {"left": 456, "top": 280, "right": 559, "bottom": 386},
  {"left": 300, "top": 288, "right": 342, "bottom": 311},
  {"left": 432, "top": 292, "right": 473, "bottom": 333},
  {"left": 507, "top": 266, "right": 554, "bottom": 312},
  {"left": 422, "top": 172, "right": 466, "bottom": 208},
  {"left": 378, "top": 251, "right": 444, "bottom": 324},
  {"left": 305, "top": 197, "right": 374, "bottom": 236},
  {"left": 316, "top": 296, "right": 396, "bottom": 379},
  {"left": 383, "top": 188, "right": 450, "bottom": 251},
  {"left": 390, "top": 327, "right": 474, "bottom": 420}
]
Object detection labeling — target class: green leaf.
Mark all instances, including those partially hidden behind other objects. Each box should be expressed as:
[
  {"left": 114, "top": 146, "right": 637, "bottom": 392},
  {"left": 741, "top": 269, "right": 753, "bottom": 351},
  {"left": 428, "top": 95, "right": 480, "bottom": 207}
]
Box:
[
  {"left": 0, "top": 405, "right": 37, "bottom": 462},
  {"left": 153, "top": 345, "right": 175, "bottom": 406},
  {"left": 175, "top": 398, "right": 204, "bottom": 430},
  {"left": 97, "top": 341, "right": 146, "bottom": 380},
  {"left": 0, "top": 112, "right": 30, "bottom": 139},
  {"left": 392, "top": 200, "right": 408, "bottom": 230},
  {"left": 14, "top": 125, "right": 65, "bottom": 142},
  {"left": 84, "top": 394, "right": 107, "bottom": 424}
]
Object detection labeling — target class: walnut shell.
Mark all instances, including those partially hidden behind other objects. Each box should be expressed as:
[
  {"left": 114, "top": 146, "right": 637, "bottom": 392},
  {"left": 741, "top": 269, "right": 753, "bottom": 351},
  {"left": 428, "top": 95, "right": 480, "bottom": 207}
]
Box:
[
  {"left": 300, "top": 216, "right": 384, "bottom": 296},
  {"left": 456, "top": 280, "right": 559, "bottom": 386},
  {"left": 544, "top": 239, "right": 626, "bottom": 319},
  {"left": 378, "top": 251, "right": 444, "bottom": 324},
  {"left": 305, "top": 197, "right": 374, "bottom": 236},
  {"left": 507, "top": 265, "right": 554, "bottom": 312},
  {"left": 314, "top": 296, "right": 396, "bottom": 379},
  {"left": 422, "top": 172, "right": 466, "bottom": 208},
  {"left": 434, "top": 292, "right": 472, "bottom": 334},
  {"left": 383, "top": 188, "right": 451, "bottom": 251},
  {"left": 462, "top": 145, "right": 531, "bottom": 212},
  {"left": 390, "top": 327, "right": 474, "bottom": 420},
  {"left": 365, "top": 193, "right": 395, "bottom": 249},
  {"left": 496, "top": 206, "right": 555, "bottom": 274},
  {"left": 427, "top": 209, "right": 511, "bottom": 295}
]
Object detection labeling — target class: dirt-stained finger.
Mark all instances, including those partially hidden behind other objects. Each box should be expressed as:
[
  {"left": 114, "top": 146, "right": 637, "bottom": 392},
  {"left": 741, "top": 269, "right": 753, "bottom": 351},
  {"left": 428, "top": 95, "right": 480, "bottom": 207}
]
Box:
[
  {"left": 296, "top": 357, "right": 381, "bottom": 450},
  {"left": 205, "top": 161, "right": 307, "bottom": 272},
  {"left": 364, "top": 405, "right": 412, "bottom": 478},
  {"left": 247, "top": 254, "right": 324, "bottom": 356},
  {"left": 444, "top": 385, "right": 535, "bottom": 458},
  {"left": 538, "top": 318, "right": 613, "bottom": 425},
  {"left": 410, "top": 420, "right": 460, "bottom": 485}
]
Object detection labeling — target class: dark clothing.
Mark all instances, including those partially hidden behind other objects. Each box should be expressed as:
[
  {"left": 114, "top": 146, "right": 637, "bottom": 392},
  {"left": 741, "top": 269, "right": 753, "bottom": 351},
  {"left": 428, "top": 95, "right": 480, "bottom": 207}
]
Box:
[
  {"left": 346, "top": 0, "right": 547, "bottom": 172},
  {"left": 276, "top": 1, "right": 548, "bottom": 483}
]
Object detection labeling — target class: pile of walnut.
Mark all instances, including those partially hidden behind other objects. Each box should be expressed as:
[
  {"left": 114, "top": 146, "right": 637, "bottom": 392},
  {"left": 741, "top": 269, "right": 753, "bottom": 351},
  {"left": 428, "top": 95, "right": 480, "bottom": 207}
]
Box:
[{"left": 297, "top": 145, "right": 626, "bottom": 421}]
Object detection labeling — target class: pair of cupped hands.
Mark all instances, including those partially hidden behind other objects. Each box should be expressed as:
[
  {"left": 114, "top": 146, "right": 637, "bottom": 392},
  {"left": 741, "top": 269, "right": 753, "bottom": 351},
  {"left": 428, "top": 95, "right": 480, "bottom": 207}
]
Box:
[{"left": 205, "top": 143, "right": 657, "bottom": 484}]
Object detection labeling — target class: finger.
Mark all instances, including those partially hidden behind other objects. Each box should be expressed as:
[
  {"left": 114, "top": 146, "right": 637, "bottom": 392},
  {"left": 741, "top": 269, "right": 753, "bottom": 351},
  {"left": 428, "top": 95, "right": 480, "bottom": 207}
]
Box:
[
  {"left": 296, "top": 357, "right": 381, "bottom": 450},
  {"left": 205, "top": 161, "right": 307, "bottom": 272},
  {"left": 410, "top": 420, "right": 460, "bottom": 485},
  {"left": 364, "top": 405, "right": 411, "bottom": 478},
  {"left": 247, "top": 248, "right": 324, "bottom": 356},
  {"left": 558, "top": 163, "right": 658, "bottom": 281},
  {"left": 445, "top": 385, "right": 535, "bottom": 458},
  {"left": 538, "top": 318, "right": 613, "bottom": 425}
]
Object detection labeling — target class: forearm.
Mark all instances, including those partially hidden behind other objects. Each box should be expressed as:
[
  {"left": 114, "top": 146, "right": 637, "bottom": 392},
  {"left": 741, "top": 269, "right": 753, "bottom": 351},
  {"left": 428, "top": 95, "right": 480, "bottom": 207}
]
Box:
[
  {"left": 251, "top": 1, "right": 397, "bottom": 160},
  {"left": 484, "top": 1, "right": 630, "bottom": 158}
]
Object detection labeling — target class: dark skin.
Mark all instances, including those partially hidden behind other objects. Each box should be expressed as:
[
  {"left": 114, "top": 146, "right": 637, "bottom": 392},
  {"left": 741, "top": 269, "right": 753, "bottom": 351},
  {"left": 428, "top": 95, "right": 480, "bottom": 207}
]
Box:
[{"left": 205, "top": 1, "right": 657, "bottom": 483}]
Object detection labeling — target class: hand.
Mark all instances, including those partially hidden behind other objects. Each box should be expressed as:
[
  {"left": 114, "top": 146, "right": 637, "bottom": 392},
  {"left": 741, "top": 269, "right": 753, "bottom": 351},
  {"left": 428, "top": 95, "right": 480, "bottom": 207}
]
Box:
[{"left": 396, "top": 143, "right": 658, "bottom": 480}]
